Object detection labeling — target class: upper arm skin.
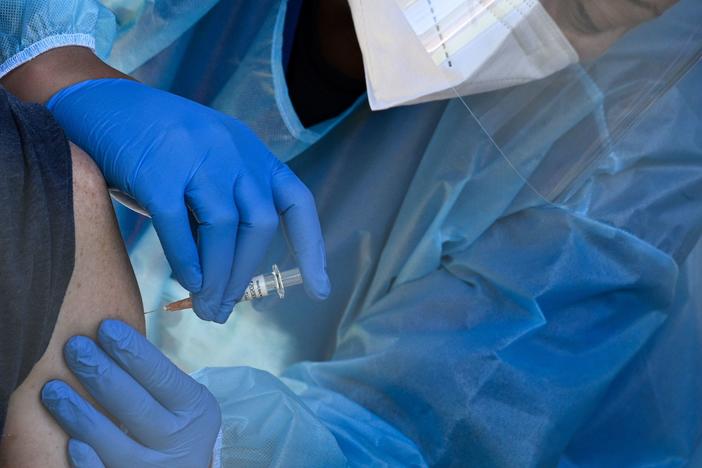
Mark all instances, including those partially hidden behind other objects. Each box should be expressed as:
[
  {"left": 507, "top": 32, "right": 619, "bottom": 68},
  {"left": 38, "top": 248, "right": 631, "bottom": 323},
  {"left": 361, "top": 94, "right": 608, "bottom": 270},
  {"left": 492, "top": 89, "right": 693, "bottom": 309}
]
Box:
[{"left": 0, "top": 143, "right": 144, "bottom": 467}]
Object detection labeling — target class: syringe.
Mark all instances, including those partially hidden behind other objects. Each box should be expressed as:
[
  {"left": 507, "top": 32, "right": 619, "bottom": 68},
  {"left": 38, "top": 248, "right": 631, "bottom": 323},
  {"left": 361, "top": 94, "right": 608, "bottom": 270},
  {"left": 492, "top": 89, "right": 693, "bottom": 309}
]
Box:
[{"left": 144, "top": 265, "right": 303, "bottom": 314}]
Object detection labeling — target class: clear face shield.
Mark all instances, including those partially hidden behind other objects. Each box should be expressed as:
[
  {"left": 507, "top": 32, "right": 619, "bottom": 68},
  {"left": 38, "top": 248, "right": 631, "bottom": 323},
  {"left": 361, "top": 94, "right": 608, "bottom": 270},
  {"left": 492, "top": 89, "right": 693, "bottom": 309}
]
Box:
[{"left": 356, "top": 0, "right": 701, "bottom": 204}]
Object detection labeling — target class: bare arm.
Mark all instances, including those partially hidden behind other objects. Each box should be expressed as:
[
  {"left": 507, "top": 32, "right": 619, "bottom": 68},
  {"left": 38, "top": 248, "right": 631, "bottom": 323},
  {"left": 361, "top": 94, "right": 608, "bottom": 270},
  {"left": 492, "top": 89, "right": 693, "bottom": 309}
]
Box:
[{"left": 0, "top": 144, "right": 144, "bottom": 467}]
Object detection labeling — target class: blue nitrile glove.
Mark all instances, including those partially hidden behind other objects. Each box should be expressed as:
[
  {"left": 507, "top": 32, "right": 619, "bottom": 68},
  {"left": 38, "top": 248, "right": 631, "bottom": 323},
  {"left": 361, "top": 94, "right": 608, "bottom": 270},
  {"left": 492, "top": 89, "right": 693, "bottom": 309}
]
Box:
[
  {"left": 47, "top": 78, "right": 330, "bottom": 323},
  {"left": 41, "top": 320, "right": 222, "bottom": 468}
]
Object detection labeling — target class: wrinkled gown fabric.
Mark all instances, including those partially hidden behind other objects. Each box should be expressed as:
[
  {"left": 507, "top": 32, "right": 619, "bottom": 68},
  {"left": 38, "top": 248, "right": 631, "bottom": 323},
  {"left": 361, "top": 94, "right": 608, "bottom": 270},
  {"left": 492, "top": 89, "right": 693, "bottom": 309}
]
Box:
[{"left": 5, "top": 0, "right": 701, "bottom": 466}]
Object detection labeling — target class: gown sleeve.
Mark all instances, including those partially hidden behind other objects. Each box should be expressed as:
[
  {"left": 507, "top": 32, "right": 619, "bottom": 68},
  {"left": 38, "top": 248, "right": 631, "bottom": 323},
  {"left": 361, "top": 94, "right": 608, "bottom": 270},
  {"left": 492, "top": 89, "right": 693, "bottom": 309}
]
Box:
[{"left": 0, "top": 0, "right": 117, "bottom": 78}]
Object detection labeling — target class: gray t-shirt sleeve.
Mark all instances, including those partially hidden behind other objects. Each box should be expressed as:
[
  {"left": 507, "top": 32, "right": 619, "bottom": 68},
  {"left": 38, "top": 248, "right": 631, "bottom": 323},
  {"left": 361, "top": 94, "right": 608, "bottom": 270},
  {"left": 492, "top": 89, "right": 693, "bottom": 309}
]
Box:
[{"left": 0, "top": 86, "right": 75, "bottom": 433}]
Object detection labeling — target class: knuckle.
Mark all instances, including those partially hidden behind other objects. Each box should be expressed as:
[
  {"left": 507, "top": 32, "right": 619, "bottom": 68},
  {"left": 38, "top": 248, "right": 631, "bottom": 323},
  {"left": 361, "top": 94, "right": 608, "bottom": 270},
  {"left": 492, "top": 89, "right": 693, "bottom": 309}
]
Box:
[
  {"left": 175, "top": 121, "right": 229, "bottom": 147},
  {"left": 199, "top": 122, "right": 240, "bottom": 154},
  {"left": 275, "top": 172, "right": 313, "bottom": 204},
  {"left": 155, "top": 355, "right": 179, "bottom": 383},
  {"left": 164, "top": 417, "right": 185, "bottom": 438},
  {"left": 197, "top": 386, "right": 222, "bottom": 430},
  {"left": 272, "top": 165, "right": 298, "bottom": 190},
  {"left": 74, "top": 399, "right": 97, "bottom": 425},
  {"left": 290, "top": 182, "right": 316, "bottom": 207},
  {"left": 272, "top": 161, "right": 293, "bottom": 177},
  {"left": 122, "top": 441, "right": 144, "bottom": 462},
  {"left": 206, "top": 122, "right": 232, "bottom": 142},
  {"left": 130, "top": 397, "right": 156, "bottom": 421},
  {"left": 164, "top": 122, "right": 234, "bottom": 163},
  {"left": 163, "top": 125, "right": 198, "bottom": 151},
  {"left": 250, "top": 210, "right": 279, "bottom": 232},
  {"left": 152, "top": 205, "right": 184, "bottom": 223},
  {"left": 205, "top": 208, "right": 239, "bottom": 229}
]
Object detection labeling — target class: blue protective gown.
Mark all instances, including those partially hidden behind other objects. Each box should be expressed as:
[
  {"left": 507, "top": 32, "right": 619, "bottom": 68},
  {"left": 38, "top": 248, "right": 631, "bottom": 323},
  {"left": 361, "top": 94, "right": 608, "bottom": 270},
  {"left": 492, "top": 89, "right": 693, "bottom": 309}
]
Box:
[{"left": 3, "top": 1, "right": 702, "bottom": 466}]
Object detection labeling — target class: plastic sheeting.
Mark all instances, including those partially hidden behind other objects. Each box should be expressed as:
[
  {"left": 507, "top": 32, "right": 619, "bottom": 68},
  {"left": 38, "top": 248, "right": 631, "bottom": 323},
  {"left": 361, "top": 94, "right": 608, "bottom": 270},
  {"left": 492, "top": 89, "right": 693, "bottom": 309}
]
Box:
[
  {"left": 100, "top": 0, "right": 702, "bottom": 465},
  {"left": 453, "top": 1, "right": 702, "bottom": 204}
]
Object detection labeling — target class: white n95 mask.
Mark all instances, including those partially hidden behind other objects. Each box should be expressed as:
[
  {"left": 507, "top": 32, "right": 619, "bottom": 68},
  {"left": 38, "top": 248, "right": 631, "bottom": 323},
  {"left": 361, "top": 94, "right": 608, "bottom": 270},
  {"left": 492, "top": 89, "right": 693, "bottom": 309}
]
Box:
[{"left": 347, "top": 0, "right": 579, "bottom": 110}]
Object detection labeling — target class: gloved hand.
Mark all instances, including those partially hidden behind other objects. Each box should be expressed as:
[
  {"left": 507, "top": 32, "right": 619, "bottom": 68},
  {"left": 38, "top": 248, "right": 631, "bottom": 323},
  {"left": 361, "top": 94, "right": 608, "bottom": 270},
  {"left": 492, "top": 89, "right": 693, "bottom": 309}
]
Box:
[
  {"left": 41, "top": 320, "right": 222, "bottom": 468},
  {"left": 47, "top": 78, "right": 330, "bottom": 322}
]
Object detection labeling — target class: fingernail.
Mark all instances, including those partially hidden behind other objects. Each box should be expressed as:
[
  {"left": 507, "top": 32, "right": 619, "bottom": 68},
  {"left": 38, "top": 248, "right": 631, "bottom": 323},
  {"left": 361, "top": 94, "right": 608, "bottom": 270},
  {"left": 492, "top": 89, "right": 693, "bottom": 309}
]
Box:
[
  {"left": 41, "top": 381, "right": 81, "bottom": 427},
  {"left": 64, "top": 336, "right": 92, "bottom": 361},
  {"left": 215, "top": 305, "right": 234, "bottom": 324},
  {"left": 213, "top": 315, "right": 227, "bottom": 324},
  {"left": 307, "top": 272, "right": 331, "bottom": 301},
  {"left": 99, "top": 319, "right": 130, "bottom": 346},
  {"left": 41, "top": 380, "right": 68, "bottom": 408},
  {"left": 320, "top": 272, "right": 332, "bottom": 299}
]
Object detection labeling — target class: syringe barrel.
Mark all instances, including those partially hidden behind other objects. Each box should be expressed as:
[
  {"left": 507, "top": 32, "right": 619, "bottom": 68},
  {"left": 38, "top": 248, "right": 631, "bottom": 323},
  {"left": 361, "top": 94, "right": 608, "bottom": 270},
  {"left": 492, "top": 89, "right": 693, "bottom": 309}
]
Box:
[
  {"left": 152, "top": 266, "right": 304, "bottom": 314},
  {"left": 242, "top": 274, "right": 275, "bottom": 301},
  {"left": 241, "top": 267, "right": 303, "bottom": 302}
]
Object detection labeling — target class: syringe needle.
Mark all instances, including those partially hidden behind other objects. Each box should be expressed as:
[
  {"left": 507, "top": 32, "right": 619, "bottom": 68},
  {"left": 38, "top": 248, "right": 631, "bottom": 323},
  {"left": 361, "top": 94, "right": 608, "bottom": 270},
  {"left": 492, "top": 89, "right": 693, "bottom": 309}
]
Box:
[
  {"left": 143, "top": 265, "right": 303, "bottom": 315},
  {"left": 144, "top": 297, "right": 192, "bottom": 315}
]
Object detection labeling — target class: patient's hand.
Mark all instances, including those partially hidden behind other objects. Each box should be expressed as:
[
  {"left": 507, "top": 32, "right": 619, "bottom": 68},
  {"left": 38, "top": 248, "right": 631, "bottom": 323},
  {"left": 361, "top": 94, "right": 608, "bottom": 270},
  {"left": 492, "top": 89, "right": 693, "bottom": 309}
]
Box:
[{"left": 542, "top": 0, "right": 679, "bottom": 60}]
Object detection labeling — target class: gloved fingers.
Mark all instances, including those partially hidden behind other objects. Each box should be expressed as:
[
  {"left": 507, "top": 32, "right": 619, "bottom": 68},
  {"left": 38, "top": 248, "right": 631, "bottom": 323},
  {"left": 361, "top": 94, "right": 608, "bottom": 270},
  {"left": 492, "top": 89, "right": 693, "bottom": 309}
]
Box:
[
  {"left": 41, "top": 380, "right": 147, "bottom": 466},
  {"left": 219, "top": 174, "right": 279, "bottom": 322},
  {"left": 271, "top": 164, "right": 330, "bottom": 300},
  {"left": 185, "top": 174, "right": 239, "bottom": 322},
  {"left": 67, "top": 439, "right": 105, "bottom": 468},
  {"left": 63, "top": 336, "right": 176, "bottom": 448},
  {"left": 150, "top": 200, "right": 203, "bottom": 293},
  {"left": 97, "top": 320, "right": 208, "bottom": 413}
]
